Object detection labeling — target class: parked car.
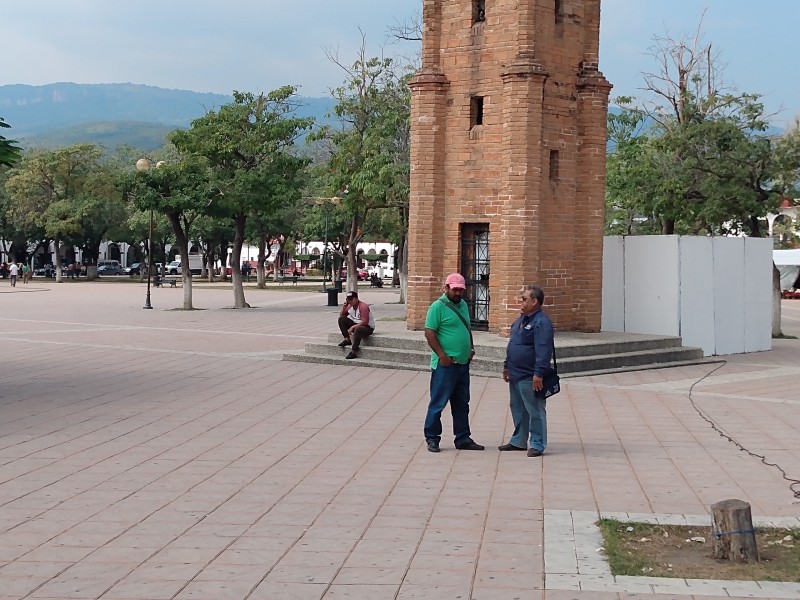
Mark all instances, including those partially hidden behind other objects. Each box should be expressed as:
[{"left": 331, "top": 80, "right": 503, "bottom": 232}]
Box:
[
  {"left": 34, "top": 265, "right": 56, "bottom": 277},
  {"left": 340, "top": 268, "right": 369, "bottom": 281},
  {"left": 125, "top": 262, "right": 143, "bottom": 275},
  {"left": 167, "top": 260, "right": 182, "bottom": 275},
  {"left": 97, "top": 265, "right": 126, "bottom": 276}
]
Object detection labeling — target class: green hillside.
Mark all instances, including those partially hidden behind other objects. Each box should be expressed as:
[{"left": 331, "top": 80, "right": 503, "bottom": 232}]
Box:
[{"left": 0, "top": 83, "right": 337, "bottom": 152}]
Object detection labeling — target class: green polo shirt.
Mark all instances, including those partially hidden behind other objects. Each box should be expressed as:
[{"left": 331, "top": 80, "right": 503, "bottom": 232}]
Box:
[{"left": 425, "top": 294, "right": 472, "bottom": 369}]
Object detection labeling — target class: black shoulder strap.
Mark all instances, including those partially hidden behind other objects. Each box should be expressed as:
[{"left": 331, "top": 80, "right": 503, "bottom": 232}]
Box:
[
  {"left": 439, "top": 298, "right": 474, "bottom": 348},
  {"left": 532, "top": 311, "right": 558, "bottom": 373}
]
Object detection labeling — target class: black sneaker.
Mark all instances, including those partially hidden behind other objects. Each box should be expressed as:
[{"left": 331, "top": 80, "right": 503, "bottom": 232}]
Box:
[
  {"left": 345, "top": 351, "right": 358, "bottom": 359},
  {"left": 426, "top": 439, "right": 440, "bottom": 453},
  {"left": 455, "top": 439, "right": 485, "bottom": 451},
  {"left": 337, "top": 339, "right": 352, "bottom": 347}
]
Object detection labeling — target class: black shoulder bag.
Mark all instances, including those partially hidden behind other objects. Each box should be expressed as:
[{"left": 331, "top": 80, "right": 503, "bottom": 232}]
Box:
[{"left": 536, "top": 328, "right": 560, "bottom": 398}]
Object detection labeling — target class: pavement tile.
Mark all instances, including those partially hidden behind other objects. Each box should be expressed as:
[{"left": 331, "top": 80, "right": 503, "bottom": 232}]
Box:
[
  {"left": 324, "top": 584, "right": 401, "bottom": 598},
  {"left": 264, "top": 563, "right": 340, "bottom": 584},
  {"left": 396, "top": 584, "right": 472, "bottom": 599},
  {"left": 248, "top": 581, "right": 327, "bottom": 600}
]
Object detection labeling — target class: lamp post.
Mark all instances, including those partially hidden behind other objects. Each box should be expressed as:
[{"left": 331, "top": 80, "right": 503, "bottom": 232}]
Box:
[
  {"left": 313, "top": 196, "right": 341, "bottom": 292},
  {"left": 323, "top": 206, "right": 329, "bottom": 293},
  {"left": 135, "top": 158, "right": 157, "bottom": 310}
]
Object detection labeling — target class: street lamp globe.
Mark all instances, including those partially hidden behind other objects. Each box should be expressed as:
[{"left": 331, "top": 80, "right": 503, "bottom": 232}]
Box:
[{"left": 136, "top": 158, "right": 152, "bottom": 172}]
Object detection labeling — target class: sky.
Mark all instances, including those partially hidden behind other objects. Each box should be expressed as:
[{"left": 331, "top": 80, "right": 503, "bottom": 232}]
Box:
[{"left": 5, "top": 0, "right": 800, "bottom": 127}]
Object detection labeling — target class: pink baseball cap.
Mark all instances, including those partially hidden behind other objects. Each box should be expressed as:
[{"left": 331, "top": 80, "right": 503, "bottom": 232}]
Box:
[{"left": 445, "top": 273, "right": 466, "bottom": 289}]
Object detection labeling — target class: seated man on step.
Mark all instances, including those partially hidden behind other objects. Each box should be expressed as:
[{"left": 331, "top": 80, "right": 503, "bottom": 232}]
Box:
[{"left": 337, "top": 290, "right": 375, "bottom": 359}]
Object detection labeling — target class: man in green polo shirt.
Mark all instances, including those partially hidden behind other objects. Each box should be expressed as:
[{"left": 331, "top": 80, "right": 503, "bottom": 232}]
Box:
[{"left": 423, "top": 273, "right": 485, "bottom": 453}]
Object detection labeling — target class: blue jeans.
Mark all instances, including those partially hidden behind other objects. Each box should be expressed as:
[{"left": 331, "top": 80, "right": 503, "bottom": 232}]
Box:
[
  {"left": 508, "top": 378, "right": 547, "bottom": 452},
  {"left": 424, "top": 363, "right": 472, "bottom": 444}
]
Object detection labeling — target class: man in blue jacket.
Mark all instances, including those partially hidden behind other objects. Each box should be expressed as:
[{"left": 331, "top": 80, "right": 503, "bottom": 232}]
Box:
[{"left": 498, "top": 285, "right": 555, "bottom": 457}]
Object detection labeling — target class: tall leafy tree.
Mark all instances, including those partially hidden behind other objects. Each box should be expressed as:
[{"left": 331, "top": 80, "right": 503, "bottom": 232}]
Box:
[
  {"left": 312, "top": 38, "right": 411, "bottom": 293},
  {"left": 130, "top": 152, "right": 216, "bottom": 309},
  {"left": 171, "top": 87, "right": 312, "bottom": 308},
  {"left": 0, "top": 117, "right": 21, "bottom": 168},
  {"left": 605, "top": 17, "right": 800, "bottom": 336},
  {"left": 608, "top": 18, "right": 783, "bottom": 236},
  {"left": 5, "top": 144, "right": 110, "bottom": 282}
]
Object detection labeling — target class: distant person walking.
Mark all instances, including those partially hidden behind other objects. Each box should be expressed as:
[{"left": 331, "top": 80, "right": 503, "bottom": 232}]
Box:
[
  {"left": 422, "top": 273, "right": 484, "bottom": 453},
  {"left": 498, "top": 285, "right": 555, "bottom": 457},
  {"left": 21, "top": 263, "right": 30, "bottom": 283},
  {"left": 8, "top": 262, "right": 18, "bottom": 287}
]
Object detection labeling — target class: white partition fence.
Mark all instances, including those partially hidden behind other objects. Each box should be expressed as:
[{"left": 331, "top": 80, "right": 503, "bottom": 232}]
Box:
[{"left": 601, "top": 236, "right": 772, "bottom": 356}]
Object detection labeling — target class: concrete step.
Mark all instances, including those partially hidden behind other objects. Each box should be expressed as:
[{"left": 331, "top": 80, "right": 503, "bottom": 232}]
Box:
[
  {"left": 325, "top": 331, "right": 686, "bottom": 359},
  {"left": 282, "top": 348, "right": 719, "bottom": 379},
  {"left": 284, "top": 331, "right": 713, "bottom": 378}
]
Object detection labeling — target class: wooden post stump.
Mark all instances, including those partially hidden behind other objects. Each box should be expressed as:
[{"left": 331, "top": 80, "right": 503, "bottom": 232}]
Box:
[{"left": 711, "top": 499, "right": 759, "bottom": 563}]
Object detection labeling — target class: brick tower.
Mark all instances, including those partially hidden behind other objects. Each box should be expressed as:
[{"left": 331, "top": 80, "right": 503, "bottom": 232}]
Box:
[{"left": 407, "top": 0, "right": 612, "bottom": 333}]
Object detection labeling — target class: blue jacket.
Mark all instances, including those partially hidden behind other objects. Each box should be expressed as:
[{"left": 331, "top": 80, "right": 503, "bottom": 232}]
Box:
[{"left": 503, "top": 309, "right": 555, "bottom": 383}]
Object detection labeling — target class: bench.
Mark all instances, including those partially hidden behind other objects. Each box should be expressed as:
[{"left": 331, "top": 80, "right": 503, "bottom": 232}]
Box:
[{"left": 154, "top": 276, "right": 178, "bottom": 288}]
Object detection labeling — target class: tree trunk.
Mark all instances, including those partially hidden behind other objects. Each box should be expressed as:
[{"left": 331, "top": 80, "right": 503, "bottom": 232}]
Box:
[
  {"left": 711, "top": 499, "right": 759, "bottom": 563},
  {"left": 257, "top": 233, "right": 267, "bottom": 289},
  {"left": 167, "top": 214, "right": 193, "bottom": 310},
  {"left": 398, "top": 236, "right": 408, "bottom": 304},
  {"left": 217, "top": 242, "right": 228, "bottom": 282},
  {"left": 205, "top": 247, "right": 215, "bottom": 282},
  {"left": 772, "top": 262, "right": 783, "bottom": 337},
  {"left": 54, "top": 236, "right": 64, "bottom": 283},
  {"left": 231, "top": 214, "right": 248, "bottom": 308}
]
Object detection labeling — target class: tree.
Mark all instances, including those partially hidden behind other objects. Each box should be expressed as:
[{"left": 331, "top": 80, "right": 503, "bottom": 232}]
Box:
[
  {"left": 312, "top": 37, "right": 411, "bottom": 294},
  {"left": 5, "top": 144, "right": 109, "bottom": 282},
  {"left": 171, "top": 88, "right": 312, "bottom": 308},
  {"left": 605, "top": 17, "right": 800, "bottom": 337},
  {"left": 0, "top": 117, "right": 21, "bottom": 168},
  {"left": 606, "top": 13, "right": 785, "bottom": 235},
  {"left": 130, "top": 153, "right": 216, "bottom": 309}
]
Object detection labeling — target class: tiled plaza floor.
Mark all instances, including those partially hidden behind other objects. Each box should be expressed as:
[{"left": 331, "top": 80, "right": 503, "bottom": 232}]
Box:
[{"left": 0, "top": 279, "right": 798, "bottom": 599}]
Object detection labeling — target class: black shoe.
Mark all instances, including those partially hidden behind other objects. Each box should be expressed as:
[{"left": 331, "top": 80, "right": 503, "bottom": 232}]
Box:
[
  {"left": 345, "top": 351, "right": 358, "bottom": 359},
  {"left": 527, "top": 448, "right": 543, "bottom": 457},
  {"left": 337, "top": 339, "right": 352, "bottom": 347},
  {"left": 426, "top": 439, "right": 440, "bottom": 453},
  {"left": 498, "top": 443, "right": 527, "bottom": 451},
  {"left": 456, "top": 440, "right": 485, "bottom": 451}
]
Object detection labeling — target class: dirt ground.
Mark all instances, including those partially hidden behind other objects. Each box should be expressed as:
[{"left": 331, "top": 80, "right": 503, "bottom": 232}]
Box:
[{"left": 599, "top": 521, "right": 800, "bottom": 582}]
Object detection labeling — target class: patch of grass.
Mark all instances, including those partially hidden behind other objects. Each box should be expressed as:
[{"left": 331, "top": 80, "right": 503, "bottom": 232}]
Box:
[
  {"left": 597, "top": 518, "right": 800, "bottom": 582},
  {"left": 597, "top": 519, "right": 652, "bottom": 575}
]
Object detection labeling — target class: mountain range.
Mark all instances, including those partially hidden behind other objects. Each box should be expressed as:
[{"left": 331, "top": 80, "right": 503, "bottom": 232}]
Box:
[{"left": 0, "top": 83, "right": 336, "bottom": 152}]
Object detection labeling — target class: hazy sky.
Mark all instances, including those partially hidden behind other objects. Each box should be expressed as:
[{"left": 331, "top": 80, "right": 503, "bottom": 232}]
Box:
[{"left": 5, "top": 0, "right": 799, "bottom": 126}]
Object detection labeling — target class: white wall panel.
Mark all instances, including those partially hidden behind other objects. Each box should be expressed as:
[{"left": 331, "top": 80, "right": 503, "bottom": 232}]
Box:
[
  {"left": 744, "top": 237, "right": 773, "bottom": 352},
  {"left": 678, "top": 237, "right": 716, "bottom": 355},
  {"left": 623, "top": 236, "right": 680, "bottom": 336},
  {"left": 601, "top": 236, "right": 625, "bottom": 332},
  {"left": 601, "top": 235, "right": 772, "bottom": 356},
  {"left": 712, "top": 237, "right": 745, "bottom": 355}
]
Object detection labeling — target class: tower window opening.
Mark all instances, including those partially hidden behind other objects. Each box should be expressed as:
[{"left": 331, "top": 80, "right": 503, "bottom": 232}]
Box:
[
  {"left": 549, "top": 150, "right": 560, "bottom": 182},
  {"left": 555, "top": 0, "right": 564, "bottom": 24},
  {"left": 470, "top": 96, "right": 484, "bottom": 128},
  {"left": 474, "top": 0, "right": 486, "bottom": 24}
]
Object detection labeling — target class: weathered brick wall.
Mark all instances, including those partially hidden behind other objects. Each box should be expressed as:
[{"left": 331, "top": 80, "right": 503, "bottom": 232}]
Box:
[{"left": 408, "top": 0, "right": 611, "bottom": 333}]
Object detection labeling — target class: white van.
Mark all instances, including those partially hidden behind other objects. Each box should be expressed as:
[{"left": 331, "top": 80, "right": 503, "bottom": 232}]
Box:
[{"left": 97, "top": 259, "right": 120, "bottom": 269}]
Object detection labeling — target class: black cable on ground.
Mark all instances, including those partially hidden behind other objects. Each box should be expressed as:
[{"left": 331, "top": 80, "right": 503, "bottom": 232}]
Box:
[{"left": 687, "top": 361, "right": 800, "bottom": 503}]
